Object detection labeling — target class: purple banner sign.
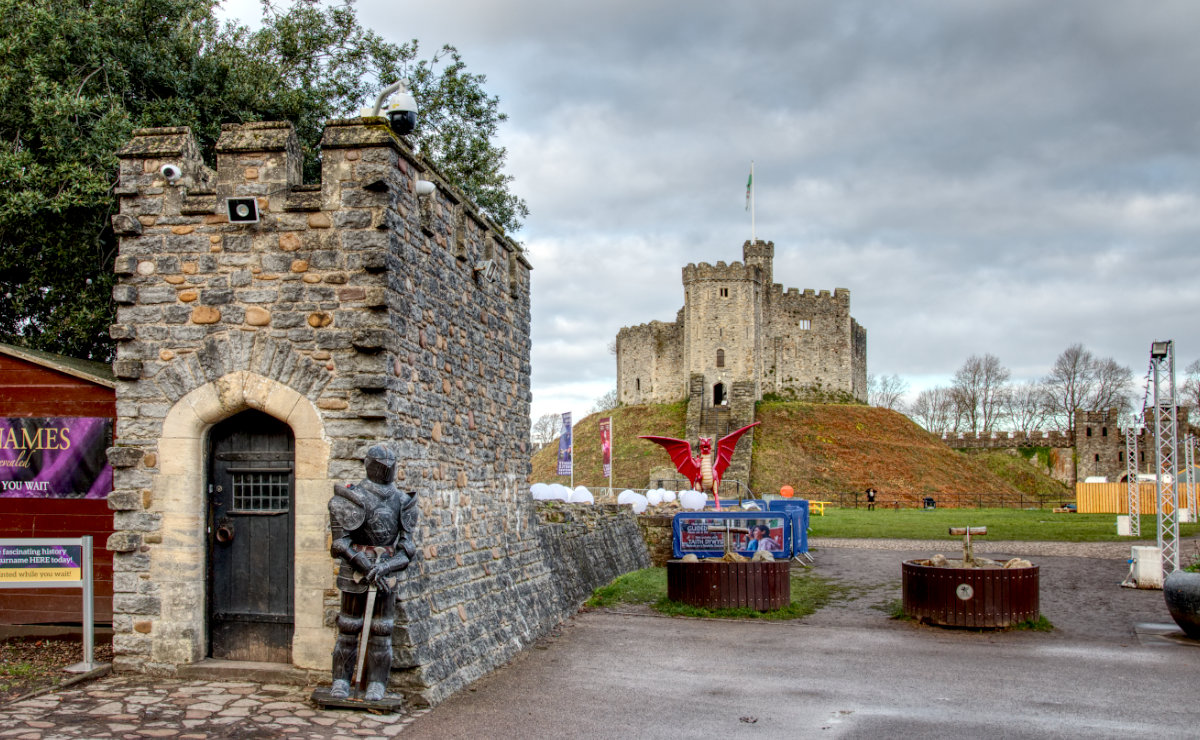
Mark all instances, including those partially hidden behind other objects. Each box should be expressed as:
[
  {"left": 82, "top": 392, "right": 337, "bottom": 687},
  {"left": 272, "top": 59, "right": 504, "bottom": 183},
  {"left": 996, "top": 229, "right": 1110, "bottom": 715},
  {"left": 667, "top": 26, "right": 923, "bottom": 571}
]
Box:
[
  {"left": 557, "top": 412, "right": 572, "bottom": 476},
  {"left": 0, "top": 418, "right": 113, "bottom": 499}
]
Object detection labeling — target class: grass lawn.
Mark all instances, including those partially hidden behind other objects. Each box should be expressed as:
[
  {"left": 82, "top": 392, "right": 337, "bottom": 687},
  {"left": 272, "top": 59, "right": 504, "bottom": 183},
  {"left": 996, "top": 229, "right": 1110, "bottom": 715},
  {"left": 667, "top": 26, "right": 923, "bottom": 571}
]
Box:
[
  {"left": 808, "top": 507, "right": 1200, "bottom": 542},
  {"left": 586, "top": 566, "right": 844, "bottom": 620}
]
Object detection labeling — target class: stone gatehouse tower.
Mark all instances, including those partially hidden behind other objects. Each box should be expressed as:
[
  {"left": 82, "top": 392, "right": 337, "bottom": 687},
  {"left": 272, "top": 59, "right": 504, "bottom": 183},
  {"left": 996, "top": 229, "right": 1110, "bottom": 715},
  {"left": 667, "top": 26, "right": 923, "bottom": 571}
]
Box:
[
  {"left": 615, "top": 240, "right": 867, "bottom": 482},
  {"left": 105, "top": 119, "right": 563, "bottom": 704}
]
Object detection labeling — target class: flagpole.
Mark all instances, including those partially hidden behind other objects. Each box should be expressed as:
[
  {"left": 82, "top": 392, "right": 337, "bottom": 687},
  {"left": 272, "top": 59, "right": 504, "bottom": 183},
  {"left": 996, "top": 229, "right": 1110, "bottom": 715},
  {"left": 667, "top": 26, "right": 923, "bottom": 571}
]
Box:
[
  {"left": 609, "top": 416, "right": 614, "bottom": 500},
  {"left": 750, "top": 160, "right": 755, "bottom": 243}
]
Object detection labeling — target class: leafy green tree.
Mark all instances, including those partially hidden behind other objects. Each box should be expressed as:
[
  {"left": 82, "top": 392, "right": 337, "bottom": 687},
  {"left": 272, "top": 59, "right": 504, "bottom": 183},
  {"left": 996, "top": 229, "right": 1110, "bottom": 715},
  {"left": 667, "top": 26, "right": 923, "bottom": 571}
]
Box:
[{"left": 0, "top": 0, "right": 525, "bottom": 361}]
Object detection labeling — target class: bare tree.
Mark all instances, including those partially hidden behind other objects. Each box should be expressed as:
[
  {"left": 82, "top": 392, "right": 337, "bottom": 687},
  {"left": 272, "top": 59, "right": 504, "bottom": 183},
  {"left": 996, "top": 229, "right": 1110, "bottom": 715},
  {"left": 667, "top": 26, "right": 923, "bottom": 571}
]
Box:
[
  {"left": 591, "top": 388, "right": 619, "bottom": 414},
  {"left": 907, "top": 386, "right": 956, "bottom": 435},
  {"left": 1043, "top": 343, "right": 1093, "bottom": 432},
  {"left": 531, "top": 413, "right": 561, "bottom": 449},
  {"left": 1003, "top": 380, "right": 1050, "bottom": 431},
  {"left": 1043, "top": 344, "right": 1134, "bottom": 432},
  {"left": 1091, "top": 357, "right": 1133, "bottom": 415},
  {"left": 868, "top": 373, "right": 910, "bottom": 411},
  {"left": 952, "top": 354, "right": 1010, "bottom": 433},
  {"left": 1182, "top": 359, "right": 1200, "bottom": 413}
]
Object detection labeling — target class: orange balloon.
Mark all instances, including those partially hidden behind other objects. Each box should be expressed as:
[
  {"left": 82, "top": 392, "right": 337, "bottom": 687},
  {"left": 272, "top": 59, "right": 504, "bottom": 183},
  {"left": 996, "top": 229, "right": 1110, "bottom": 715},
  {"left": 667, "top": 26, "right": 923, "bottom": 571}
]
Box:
[{"left": 780, "top": 485, "right": 794, "bottom": 498}]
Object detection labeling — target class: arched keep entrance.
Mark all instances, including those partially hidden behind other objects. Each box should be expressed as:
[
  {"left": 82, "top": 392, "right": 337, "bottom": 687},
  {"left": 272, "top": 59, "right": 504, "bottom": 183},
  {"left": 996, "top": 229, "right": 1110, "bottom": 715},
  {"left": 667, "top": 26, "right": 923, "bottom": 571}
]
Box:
[
  {"left": 207, "top": 410, "right": 295, "bottom": 663},
  {"left": 146, "top": 372, "right": 332, "bottom": 670},
  {"left": 713, "top": 383, "right": 726, "bottom": 406}
]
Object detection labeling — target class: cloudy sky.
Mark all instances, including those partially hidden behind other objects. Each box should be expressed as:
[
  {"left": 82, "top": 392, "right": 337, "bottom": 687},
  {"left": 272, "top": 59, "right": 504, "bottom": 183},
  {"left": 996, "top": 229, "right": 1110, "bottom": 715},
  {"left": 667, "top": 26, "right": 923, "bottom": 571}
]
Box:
[{"left": 230, "top": 1, "right": 1200, "bottom": 426}]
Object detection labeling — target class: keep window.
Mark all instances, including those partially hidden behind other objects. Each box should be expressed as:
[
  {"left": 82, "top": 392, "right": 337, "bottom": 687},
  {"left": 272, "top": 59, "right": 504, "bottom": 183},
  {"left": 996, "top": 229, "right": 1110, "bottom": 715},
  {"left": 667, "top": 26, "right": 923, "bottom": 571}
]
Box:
[
  {"left": 716, "top": 349, "right": 725, "bottom": 368},
  {"left": 719, "top": 288, "right": 729, "bottom": 298},
  {"left": 798, "top": 319, "right": 811, "bottom": 330}
]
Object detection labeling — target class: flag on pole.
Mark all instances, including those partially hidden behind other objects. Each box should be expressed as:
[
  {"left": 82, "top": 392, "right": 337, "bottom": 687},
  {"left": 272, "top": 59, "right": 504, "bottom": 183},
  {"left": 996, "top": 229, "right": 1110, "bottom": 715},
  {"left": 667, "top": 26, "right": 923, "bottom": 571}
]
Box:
[
  {"left": 745, "top": 169, "right": 753, "bottom": 211},
  {"left": 599, "top": 417, "right": 612, "bottom": 479},
  {"left": 556, "top": 412, "right": 573, "bottom": 476}
]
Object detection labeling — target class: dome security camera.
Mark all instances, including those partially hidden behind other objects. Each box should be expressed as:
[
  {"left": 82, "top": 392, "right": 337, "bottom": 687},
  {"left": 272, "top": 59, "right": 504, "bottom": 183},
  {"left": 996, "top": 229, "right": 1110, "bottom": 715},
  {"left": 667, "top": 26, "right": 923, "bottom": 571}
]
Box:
[
  {"left": 160, "top": 164, "right": 182, "bottom": 183},
  {"left": 369, "top": 81, "right": 418, "bottom": 136}
]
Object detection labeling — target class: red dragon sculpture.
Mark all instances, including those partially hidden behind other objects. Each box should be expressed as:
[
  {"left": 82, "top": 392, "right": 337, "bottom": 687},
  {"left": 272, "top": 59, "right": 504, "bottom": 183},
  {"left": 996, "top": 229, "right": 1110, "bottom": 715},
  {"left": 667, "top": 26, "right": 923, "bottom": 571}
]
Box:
[{"left": 639, "top": 422, "right": 761, "bottom": 509}]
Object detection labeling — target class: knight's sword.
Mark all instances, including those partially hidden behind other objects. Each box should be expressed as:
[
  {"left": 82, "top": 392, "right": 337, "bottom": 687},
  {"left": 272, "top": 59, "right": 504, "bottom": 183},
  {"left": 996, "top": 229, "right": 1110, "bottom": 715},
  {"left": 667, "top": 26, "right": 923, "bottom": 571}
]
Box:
[{"left": 354, "top": 582, "right": 378, "bottom": 690}]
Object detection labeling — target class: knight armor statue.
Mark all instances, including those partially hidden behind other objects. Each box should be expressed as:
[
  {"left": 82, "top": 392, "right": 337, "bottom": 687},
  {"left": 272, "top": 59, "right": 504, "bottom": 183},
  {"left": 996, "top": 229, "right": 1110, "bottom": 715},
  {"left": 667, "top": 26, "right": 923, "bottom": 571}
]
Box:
[{"left": 328, "top": 445, "right": 417, "bottom": 701}]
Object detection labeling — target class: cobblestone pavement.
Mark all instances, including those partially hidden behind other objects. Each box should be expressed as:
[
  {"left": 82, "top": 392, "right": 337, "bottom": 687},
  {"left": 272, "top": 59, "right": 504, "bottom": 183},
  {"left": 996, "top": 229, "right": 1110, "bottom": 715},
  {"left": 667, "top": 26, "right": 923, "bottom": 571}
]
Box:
[{"left": 0, "top": 676, "right": 429, "bottom": 739}]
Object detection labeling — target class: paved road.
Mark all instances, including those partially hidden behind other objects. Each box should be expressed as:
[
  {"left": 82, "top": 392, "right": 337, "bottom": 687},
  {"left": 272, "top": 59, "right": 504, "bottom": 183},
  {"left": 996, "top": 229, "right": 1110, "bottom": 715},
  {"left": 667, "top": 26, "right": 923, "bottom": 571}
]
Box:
[
  {"left": 397, "top": 610, "right": 1199, "bottom": 740},
  {"left": 2, "top": 542, "right": 1198, "bottom": 738}
]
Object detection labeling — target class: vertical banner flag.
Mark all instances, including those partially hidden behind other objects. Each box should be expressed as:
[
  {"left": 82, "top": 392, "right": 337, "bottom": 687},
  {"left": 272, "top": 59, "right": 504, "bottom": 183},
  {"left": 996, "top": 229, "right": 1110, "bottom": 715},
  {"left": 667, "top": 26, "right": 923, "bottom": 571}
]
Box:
[
  {"left": 556, "top": 412, "right": 573, "bottom": 476},
  {"left": 599, "top": 417, "right": 612, "bottom": 479},
  {"left": 745, "top": 168, "right": 753, "bottom": 210}
]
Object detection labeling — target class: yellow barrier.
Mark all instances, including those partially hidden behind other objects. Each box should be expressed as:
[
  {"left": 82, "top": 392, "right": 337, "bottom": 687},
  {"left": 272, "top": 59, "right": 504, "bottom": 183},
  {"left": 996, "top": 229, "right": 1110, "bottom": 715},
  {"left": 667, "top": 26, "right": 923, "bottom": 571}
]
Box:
[{"left": 1075, "top": 482, "right": 1199, "bottom": 514}]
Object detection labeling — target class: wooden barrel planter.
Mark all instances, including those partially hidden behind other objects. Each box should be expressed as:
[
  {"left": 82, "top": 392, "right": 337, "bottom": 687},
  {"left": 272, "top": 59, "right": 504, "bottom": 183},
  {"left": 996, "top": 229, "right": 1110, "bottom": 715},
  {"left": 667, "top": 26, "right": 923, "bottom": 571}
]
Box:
[
  {"left": 902, "top": 560, "right": 1039, "bottom": 628},
  {"left": 667, "top": 560, "right": 790, "bottom": 611}
]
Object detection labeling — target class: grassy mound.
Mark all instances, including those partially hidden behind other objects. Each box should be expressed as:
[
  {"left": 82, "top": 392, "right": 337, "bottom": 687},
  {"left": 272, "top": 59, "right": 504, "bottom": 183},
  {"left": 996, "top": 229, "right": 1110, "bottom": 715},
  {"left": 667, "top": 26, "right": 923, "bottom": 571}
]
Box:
[
  {"left": 530, "top": 400, "right": 1029, "bottom": 503},
  {"left": 750, "top": 402, "right": 1024, "bottom": 501},
  {"left": 961, "top": 449, "right": 1072, "bottom": 501}
]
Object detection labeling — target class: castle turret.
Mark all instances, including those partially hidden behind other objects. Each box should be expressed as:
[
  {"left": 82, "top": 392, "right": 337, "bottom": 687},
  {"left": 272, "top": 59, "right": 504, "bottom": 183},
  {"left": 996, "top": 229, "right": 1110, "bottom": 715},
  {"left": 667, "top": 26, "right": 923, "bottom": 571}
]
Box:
[{"left": 743, "top": 239, "right": 773, "bottom": 289}]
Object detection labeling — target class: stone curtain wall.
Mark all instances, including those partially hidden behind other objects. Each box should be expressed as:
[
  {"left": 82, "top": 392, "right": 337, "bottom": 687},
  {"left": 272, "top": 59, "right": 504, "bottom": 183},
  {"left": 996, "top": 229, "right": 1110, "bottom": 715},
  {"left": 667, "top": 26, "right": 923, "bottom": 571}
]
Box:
[
  {"left": 615, "top": 318, "right": 684, "bottom": 405},
  {"left": 762, "top": 287, "right": 862, "bottom": 400},
  {"left": 942, "top": 408, "right": 1196, "bottom": 486},
  {"left": 108, "top": 119, "right": 564, "bottom": 706},
  {"left": 535, "top": 503, "right": 650, "bottom": 612}
]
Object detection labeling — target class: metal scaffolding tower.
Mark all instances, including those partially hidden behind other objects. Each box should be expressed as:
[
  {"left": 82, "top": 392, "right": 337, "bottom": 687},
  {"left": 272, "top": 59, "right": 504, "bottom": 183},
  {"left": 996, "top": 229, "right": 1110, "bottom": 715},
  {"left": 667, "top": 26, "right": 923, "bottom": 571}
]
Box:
[
  {"left": 1126, "top": 422, "right": 1140, "bottom": 537},
  {"left": 1150, "top": 340, "right": 1180, "bottom": 574},
  {"left": 1186, "top": 434, "right": 1196, "bottom": 521}
]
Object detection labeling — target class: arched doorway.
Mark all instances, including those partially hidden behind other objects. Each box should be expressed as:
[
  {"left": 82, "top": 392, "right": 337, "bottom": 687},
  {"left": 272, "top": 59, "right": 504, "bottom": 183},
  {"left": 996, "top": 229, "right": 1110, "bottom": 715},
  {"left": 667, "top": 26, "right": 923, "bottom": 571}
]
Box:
[
  {"left": 207, "top": 409, "right": 296, "bottom": 662},
  {"left": 713, "top": 382, "right": 726, "bottom": 406}
]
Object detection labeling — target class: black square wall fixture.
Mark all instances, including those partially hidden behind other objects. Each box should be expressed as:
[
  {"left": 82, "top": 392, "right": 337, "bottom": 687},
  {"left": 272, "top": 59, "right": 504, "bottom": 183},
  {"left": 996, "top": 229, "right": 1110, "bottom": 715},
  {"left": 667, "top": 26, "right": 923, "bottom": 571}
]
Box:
[{"left": 226, "top": 197, "right": 260, "bottom": 224}]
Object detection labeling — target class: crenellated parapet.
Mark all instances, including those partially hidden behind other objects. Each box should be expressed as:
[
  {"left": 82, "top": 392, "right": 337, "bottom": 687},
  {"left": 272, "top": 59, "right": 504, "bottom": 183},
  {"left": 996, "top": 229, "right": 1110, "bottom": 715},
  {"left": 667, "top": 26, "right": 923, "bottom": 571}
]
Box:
[
  {"left": 942, "top": 430, "right": 1075, "bottom": 449},
  {"left": 682, "top": 260, "right": 764, "bottom": 284}
]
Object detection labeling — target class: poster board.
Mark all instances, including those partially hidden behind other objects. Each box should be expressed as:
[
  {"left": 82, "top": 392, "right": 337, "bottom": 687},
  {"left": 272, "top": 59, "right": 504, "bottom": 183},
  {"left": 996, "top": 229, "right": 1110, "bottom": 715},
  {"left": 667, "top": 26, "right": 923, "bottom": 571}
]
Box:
[
  {"left": 0, "top": 417, "right": 113, "bottom": 499},
  {"left": 672, "top": 512, "right": 791, "bottom": 559},
  {"left": 0, "top": 537, "right": 97, "bottom": 671}
]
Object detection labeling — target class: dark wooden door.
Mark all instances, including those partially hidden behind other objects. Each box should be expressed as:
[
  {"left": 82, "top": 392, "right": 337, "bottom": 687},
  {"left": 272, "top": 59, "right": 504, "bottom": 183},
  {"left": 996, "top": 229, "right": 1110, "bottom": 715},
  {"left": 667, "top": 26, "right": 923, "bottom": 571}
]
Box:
[{"left": 207, "top": 410, "right": 295, "bottom": 662}]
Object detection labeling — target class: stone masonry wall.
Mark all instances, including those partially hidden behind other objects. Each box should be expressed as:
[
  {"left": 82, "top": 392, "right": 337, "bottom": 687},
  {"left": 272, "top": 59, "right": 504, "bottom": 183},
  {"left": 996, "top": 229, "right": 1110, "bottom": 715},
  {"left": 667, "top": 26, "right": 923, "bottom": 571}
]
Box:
[
  {"left": 108, "top": 118, "right": 563, "bottom": 706},
  {"left": 941, "top": 407, "right": 1196, "bottom": 486},
  {"left": 535, "top": 502, "right": 650, "bottom": 612},
  {"left": 615, "top": 318, "right": 684, "bottom": 405},
  {"left": 763, "top": 286, "right": 861, "bottom": 399}
]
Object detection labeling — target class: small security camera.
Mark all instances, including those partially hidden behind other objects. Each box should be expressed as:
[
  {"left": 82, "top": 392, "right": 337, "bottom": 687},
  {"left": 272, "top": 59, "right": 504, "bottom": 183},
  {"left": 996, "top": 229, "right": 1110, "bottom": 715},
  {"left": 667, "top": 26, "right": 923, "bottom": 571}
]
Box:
[
  {"left": 160, "top": 164, "right": 182, "bottom": 183},
  {"left": 474, "top": 259, "right": 500, "bottom": 283},
  {"left": 369, "top": 80, "right": 418, "bottom": 136}
]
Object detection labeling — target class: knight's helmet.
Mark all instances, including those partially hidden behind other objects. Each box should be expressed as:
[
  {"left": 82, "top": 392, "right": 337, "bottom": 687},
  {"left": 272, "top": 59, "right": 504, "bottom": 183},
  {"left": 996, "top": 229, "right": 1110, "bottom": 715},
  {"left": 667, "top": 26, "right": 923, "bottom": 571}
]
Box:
[{"left": 365, "top": 445, "right": 397, "bottom": 484}]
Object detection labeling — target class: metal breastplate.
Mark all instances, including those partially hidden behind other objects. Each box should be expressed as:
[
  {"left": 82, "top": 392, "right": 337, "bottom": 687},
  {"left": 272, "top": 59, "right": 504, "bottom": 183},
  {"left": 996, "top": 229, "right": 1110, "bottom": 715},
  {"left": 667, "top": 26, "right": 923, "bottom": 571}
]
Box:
[{"left": 348, "top": 481, "right": 404, "bottom": 547}]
